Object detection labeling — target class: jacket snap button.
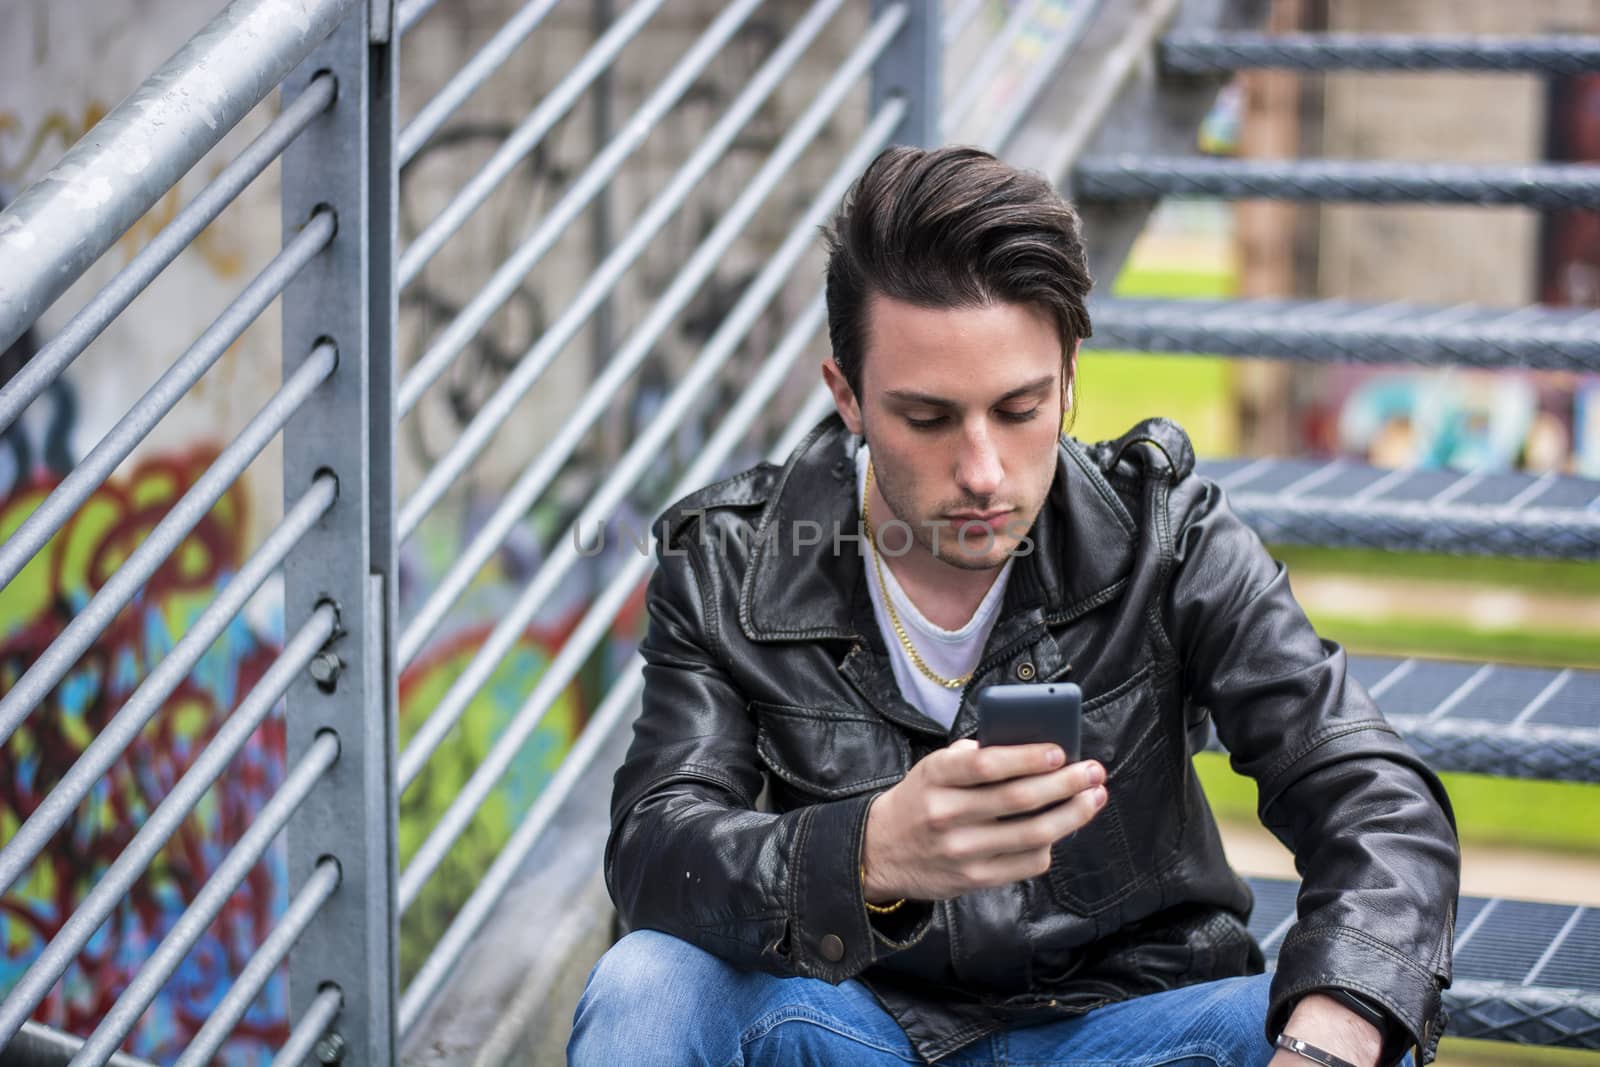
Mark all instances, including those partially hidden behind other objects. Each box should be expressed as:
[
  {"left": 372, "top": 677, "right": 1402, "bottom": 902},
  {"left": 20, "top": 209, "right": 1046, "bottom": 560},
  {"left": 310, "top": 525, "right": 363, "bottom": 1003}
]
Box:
[
  {"left": 820, "top": 934, "right": 845, "bottom": 962},
  {"left": 1016, "top": 662, "right": 1036, "bottom": 681}
]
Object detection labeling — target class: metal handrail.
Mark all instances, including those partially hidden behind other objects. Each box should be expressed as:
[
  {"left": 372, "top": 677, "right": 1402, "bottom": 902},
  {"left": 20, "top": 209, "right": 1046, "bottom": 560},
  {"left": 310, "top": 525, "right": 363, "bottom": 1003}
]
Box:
[
  {"left": 396, "top": 0, "right": 772, "bottom": 407},
  {"left": 0, "top": 0, "right": 364, "bottom": 1058},
  {"left": 173, "top": 858, "right": 343, "bottom": 1067},
  {"left": 75, "top": 731, "right": 342, "bottom": 1062},
  {"left": 392, "top": 8, "right": 909, "bottom": 791},
  {"left": 396, "top": 147, "right": 851, "bottom": 784},
  {"left": 397, "top": 299, "right": 831, "bottom": 1032},
  {"left": 397, "top": 99, "right": 905, "bottom": 908},
  {"left": 397, "top": 0, "right": 665, "bottom": 283},
  {"left": 0, "top": 73, "right": 337, "bottom": 437},
  {"left": 0, "top": 521, "right": 340, "bottom": 1047},
  {"left": 398, "top": 0, "right": 562, "bottom": 167},
  {"left": 396, "top": 1, "right": 909, "bottom": 540},
  {"left": 395, "top": 0, "right": 850, "bottom": 661},
  {"left": 0, "top": 209, "right": 336, "bottom": 592},
  {"left": 0, "top": 341, "right": 337, "bottom": 759},
  {"left": 0, "top": 0, "right": 354, "bottom": 353}
]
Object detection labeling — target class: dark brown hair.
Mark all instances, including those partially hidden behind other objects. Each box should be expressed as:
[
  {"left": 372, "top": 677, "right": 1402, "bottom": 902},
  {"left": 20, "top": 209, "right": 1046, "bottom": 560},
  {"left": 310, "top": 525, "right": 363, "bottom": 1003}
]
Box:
[{"left": 823, "top": 145, "right": 1093, "bottom": 406}]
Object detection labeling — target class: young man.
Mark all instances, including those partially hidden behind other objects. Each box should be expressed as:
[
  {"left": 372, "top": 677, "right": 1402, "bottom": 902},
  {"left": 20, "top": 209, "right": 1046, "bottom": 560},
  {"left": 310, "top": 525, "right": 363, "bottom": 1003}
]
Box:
[{"left": 570, "top": 146, "right": 1460, "bottom": 1067}]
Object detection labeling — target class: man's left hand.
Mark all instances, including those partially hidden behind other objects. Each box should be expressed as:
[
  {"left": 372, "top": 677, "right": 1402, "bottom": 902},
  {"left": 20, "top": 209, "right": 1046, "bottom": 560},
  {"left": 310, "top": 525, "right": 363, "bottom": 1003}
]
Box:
[{"left": 1270, "top": 992, "right": 1384, "bottom": 1067}]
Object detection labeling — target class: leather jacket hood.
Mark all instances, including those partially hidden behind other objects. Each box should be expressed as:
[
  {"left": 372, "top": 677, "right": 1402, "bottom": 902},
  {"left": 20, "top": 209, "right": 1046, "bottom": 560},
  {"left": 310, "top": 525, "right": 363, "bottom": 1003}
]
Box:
[{"left": 607, "top": 412, "right": 1461, "bottom": 1064}]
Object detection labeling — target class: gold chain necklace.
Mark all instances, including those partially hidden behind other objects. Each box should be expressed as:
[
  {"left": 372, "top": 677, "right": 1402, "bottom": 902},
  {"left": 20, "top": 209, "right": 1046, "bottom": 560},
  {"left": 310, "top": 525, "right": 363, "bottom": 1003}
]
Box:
[{"left": 862, "top": 461, "right": 972, "bottom": 690}]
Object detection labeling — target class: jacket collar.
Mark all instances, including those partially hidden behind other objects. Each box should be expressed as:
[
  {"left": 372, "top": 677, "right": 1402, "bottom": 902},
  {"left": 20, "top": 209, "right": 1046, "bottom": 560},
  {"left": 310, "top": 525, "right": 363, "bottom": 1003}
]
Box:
[{"left": 737, "top": 413, "right": 1138, "bottom": 644}]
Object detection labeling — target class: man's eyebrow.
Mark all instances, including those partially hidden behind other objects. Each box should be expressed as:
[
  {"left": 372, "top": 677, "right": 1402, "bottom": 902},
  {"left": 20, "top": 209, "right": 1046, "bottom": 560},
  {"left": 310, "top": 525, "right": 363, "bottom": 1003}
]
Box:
[{"left": 883, "top": 375, "right": 1057, "bottom": 408}]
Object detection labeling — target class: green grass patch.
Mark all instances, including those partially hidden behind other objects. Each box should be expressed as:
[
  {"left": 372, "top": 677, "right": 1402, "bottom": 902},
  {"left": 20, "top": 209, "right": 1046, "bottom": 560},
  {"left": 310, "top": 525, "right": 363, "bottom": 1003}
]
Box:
[
  {"left": 1435, "top": 1039, "right": 1600, "bottom": 1065},
  {"left": 1072, "top": 352, "right": 1238, "bottom": 458},
  {"left": 1114, "top": 263, "right": 1233, "bottom": 300},
  {"left": 1274, "top": 545, "right": 1600, "bottom": 599},
  {"left": 1197, "top": 752, "right": 1600, "bottom": 855},
  {"left": 1307, "top": 613, "right": 1600, "bottom": 671}
]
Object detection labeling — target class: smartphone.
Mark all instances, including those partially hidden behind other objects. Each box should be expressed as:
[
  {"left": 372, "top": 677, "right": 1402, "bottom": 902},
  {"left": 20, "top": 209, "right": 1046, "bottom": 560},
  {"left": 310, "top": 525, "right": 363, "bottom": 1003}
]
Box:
[{"left": 974, "top": 682, "right": 1082, "bottom": 763}]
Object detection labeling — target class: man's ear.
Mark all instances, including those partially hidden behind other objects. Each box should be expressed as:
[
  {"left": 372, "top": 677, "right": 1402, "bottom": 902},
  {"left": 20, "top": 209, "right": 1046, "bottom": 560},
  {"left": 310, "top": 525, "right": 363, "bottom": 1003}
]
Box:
[{"left": 821, "top": 358, "right": 864, "bottom": 437}]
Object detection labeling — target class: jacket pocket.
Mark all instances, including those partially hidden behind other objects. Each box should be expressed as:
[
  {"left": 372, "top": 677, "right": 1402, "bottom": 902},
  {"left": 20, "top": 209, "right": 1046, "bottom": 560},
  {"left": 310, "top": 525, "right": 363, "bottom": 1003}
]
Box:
[
  {"left": 752, "top": 701, "right": 912, "bottom": 802},
  {"left": 1043, "top": 667, "right": 1186, "bottom": 924}
]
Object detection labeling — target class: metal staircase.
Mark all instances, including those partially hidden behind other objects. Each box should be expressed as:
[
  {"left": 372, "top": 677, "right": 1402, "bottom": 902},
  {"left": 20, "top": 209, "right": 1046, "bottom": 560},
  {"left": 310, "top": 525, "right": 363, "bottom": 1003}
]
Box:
[
  {"left": 1091, "top": 297, "right": 1600, "bottom": 372},
  {"left": 1071, "top": 22, "right": 1600, "bottom": 1053}
]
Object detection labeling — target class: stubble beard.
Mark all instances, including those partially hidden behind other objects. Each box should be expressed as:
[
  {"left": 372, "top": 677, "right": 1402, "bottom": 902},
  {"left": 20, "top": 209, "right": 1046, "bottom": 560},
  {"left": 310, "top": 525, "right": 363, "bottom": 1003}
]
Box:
[{"left": 871, "top": 462, "right": 1037, "bottom": 572}]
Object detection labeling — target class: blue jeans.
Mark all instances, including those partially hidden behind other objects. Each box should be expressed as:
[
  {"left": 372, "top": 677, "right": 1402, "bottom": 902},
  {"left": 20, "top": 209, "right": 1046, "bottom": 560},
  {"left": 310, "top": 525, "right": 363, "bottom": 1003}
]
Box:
[{"left": 569, "top": 929, "right": 1413, "bottom": 1066}]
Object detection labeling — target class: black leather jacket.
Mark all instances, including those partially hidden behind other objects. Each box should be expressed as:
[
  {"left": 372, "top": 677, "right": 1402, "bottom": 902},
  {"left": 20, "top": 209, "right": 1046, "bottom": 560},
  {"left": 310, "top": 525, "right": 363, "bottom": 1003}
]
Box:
[{"left": 606, "top": 413, "right": 1460, "bottom": 1064}]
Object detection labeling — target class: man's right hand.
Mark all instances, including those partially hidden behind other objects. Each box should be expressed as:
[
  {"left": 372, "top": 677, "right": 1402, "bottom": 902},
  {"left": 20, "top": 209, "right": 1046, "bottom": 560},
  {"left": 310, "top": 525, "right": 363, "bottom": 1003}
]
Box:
[{"left": 860, "top": 738, "right": 1107, "bottom": 904}]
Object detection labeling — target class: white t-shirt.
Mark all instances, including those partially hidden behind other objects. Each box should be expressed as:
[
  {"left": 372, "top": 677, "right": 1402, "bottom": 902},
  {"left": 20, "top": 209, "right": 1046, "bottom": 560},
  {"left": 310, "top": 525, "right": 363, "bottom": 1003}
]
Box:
[{"left": 855, "top": 444, "right": 1013, "bottom": 731}]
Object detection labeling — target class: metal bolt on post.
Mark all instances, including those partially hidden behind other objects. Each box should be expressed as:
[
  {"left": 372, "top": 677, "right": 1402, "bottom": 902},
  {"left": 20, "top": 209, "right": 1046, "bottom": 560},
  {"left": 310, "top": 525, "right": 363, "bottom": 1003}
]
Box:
[
  {"left": 309, "top": 652, "right": 344, "bottom": 691},
  {"left": 315, "top": 1031, "right": 348, "bottom": 1064}
]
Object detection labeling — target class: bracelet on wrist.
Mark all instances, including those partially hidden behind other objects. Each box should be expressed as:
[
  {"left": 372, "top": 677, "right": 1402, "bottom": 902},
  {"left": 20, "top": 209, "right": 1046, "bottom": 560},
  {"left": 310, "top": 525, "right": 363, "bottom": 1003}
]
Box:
[
  {"left": 1275, "top": 1033, "right": 1360, "bottom": 1067},
  {"left": 859, "top": 864, "right": 906, "bottom": 914}
]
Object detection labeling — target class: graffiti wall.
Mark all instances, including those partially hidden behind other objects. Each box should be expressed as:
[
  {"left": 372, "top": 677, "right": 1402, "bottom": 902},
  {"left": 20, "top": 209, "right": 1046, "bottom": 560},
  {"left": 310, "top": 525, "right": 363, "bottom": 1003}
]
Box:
[
  {"left": 0, "top": 341, "right": 647, "bottom": 1059},
  {"left": 393, "top": 497, "right": 653, "bottom": 986},
  {"left": 3, "top": 0, "right": 295, "bottom": 1055},
  {"left": 0, "top": 386, "right": 290, "bottom": 1055}
]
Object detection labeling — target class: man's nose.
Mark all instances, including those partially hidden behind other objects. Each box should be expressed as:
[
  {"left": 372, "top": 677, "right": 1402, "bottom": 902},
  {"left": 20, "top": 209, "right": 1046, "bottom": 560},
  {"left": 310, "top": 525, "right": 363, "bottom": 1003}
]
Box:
[{"left": 955, "top": 424, "right": 1004, "bottom": 499}]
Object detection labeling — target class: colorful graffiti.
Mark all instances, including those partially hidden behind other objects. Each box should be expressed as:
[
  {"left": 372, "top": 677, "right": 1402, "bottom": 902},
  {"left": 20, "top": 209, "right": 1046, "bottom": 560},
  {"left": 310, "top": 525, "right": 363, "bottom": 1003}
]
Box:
[
  {"left": 1303, "top": 366, "right": 1600, "bottom": 476},
  {"left": 394, "top": 501, "right": 651, "bottom": 985},
  {"left": 0, "top": 363, "right": 653, "bottom": 1058},
  {"left": 0, "top": 434, "right": 290, "bottom": 1060}
]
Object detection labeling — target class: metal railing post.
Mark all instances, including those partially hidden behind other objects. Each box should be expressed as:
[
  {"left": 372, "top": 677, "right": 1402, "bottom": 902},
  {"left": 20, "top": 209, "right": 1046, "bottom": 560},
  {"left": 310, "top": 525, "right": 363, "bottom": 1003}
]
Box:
[
  {"left": 871, "top": 0, "right": 940, "bottom": 147},
  {"left": 278, "top": 0, "right": 400, "bottom": 1059}
]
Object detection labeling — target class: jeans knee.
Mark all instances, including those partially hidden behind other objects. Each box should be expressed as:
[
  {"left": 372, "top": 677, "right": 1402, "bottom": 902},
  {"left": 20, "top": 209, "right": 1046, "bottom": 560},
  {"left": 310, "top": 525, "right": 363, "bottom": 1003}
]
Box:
[
  {"left": 579, "top": 930, "right": 693, "bottom": 1005},
  {"left": 568, "top": 929, "right": 737, "bottom": 1066}
]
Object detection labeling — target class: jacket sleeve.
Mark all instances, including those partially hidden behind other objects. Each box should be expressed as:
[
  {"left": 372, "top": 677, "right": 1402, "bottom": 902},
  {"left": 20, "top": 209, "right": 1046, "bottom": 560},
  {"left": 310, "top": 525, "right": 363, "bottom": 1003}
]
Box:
[
  {"left": 1164, "top": 473, "right": 1461, "bottom": 1063},
  {"left": 604, "top": 524, "right": 932, "bottom": 983}
]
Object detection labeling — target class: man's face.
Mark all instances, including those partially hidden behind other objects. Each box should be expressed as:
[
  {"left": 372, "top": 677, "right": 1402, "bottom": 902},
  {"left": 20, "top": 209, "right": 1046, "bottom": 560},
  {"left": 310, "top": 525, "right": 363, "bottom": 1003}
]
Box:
[{"left": 826, "top": 294, "right": 1069, "bottom": 572}]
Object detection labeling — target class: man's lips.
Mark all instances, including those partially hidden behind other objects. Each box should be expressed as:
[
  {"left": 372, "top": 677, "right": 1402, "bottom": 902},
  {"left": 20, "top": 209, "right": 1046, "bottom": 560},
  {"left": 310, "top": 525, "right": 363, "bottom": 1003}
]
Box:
[{"left": 945, "top": 509, "right": 1014, "bottom": 531}]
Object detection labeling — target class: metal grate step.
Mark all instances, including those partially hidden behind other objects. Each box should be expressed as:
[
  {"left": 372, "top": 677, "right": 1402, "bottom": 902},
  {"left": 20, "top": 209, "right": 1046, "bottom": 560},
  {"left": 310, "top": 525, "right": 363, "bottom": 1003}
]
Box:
[
  {"left": 1160, "top": 33, "right": 1600, "bottom": 75},
  {"left": 1202, "top": 654, "right": 1600, "bottom": 783},
  {"left": 1249, "top": 878, "right": 1600, "bottom": 1048},
  {"left": 1072, "top": 157, "right": 1600, "bottom": 209},
  {"left": 1087, "top": 297, "right": 1600, "bottom": 373},
  {"left": 1192, "top": 455, "right": 1600, "bottom": 560}
]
